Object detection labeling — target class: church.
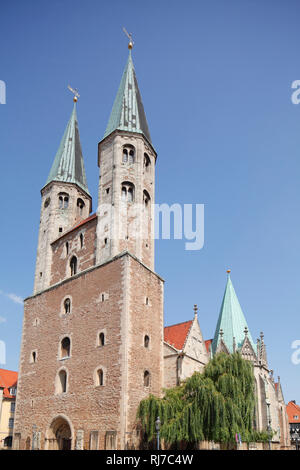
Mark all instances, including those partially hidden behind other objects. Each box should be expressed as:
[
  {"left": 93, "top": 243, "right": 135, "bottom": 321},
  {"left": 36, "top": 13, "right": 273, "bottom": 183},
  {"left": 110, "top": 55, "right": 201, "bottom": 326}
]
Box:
[{"left": 12, "top": 40, "right": 290, "bottom": 450}]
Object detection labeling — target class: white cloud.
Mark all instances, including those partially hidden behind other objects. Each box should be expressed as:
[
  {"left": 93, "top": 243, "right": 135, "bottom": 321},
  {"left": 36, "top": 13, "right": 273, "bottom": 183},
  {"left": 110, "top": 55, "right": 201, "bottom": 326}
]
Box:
[
  {"left": 0, "top": 317, "right": 6, "bottom": 324},
  {"left": 0, "top": 290, "right": 23, "bottom": 305}
]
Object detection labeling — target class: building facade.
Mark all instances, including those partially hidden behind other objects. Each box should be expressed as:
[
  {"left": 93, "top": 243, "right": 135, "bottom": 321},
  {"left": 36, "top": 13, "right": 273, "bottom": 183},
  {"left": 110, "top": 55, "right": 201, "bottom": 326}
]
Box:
[
  {"left": 13, "top": 45, "right": 290, "bottom": 450},
  {"left": 0, "top": 369, "right": 18, "bottom": 448}
]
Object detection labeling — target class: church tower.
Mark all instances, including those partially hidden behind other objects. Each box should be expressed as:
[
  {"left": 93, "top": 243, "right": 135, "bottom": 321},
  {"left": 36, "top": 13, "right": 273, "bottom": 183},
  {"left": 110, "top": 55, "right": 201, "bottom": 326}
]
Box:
[
  {"left": 34, "top": 100, "right": 92, "bottom": 293},
  {"left": 96, "top": 48, "right": 156, "bottom": 270},
  {"left": 211, "top": 270, "right": 290, "bottom": 448},
  {"left": 13, "top": 44, "right": 164, "bottom": 451}
]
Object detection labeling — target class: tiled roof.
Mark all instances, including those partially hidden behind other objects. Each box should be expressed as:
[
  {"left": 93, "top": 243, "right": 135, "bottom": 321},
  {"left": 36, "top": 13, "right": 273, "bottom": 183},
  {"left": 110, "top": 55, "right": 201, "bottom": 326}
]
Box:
[
  {"left": 286, "top": 401, "right": 300, "bottom": 423},
  {"left": 164, "top": 320, "right": 193, "bottom": 351},
  {"left": 0, "top": 369, "right": 18, "bottom": 399},
  {"left": 51, "top": 213, "right": 97, "bottom": 244},
  {"left": 205, "top": 339, "right": 213, "bottom": 354}
]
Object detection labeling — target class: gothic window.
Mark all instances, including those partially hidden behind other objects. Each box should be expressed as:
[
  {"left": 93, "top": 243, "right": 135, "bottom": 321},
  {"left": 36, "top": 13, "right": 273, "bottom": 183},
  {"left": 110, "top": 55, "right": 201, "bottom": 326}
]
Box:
[
  {"left": 144, "top": 153, "right": 151, "bottom": 171},
  {"left": 144, "top": 370, "right": 150, "bottom": 387},
  {"left": 122, "top": 145, "right": 135, "bottom": 164},
  {"left": 30, "top": 350, "right": 37, "bottom": 363},
  {"left": 70, "top": 256, "right": 77, "bottom": 276},
  {"left": 121, "top": 182, "right": 135, "bottom": 203},
  {"left": 80, "top": 233, "right": 84, "bottom": 249},
  {"left": 144, "top": 335, "right": 150, "bottom": 348},
  {"left": 56, "top": 369, "right": 67, "bottom": 394},
  {"left": 77, "top": 198, "right": 85, "bottom": 216},
  {"left": 64, "top": 298, "right": 71, "bottom": 314},
  {"left": 61, "top": 337, "right": 71, "bottom": 358},
  {"left": 143, "top": 190, "right": 151, "bottom": 207},
  {"left": 99, "top": 332, "right": 105, "bottom": 347}
]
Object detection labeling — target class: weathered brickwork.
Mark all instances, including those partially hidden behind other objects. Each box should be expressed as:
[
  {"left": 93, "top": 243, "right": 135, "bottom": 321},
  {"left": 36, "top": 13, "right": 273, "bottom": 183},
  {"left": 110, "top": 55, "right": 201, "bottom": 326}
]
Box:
[
  {"left": 34, "top": 181, "right": 92, "bottom": 294},
  {"left": 51, "top": 215, "right": 97, "bottom": 285},
  {"left": 97, "top": 132, "right": 156, "bottom": 271},
  {"left": 14, "top": 252, "right": 164, "bottom": 450}
]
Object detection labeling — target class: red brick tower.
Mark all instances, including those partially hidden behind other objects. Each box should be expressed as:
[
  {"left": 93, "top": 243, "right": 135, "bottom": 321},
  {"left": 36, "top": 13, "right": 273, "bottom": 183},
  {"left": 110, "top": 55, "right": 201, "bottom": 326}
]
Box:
[{"left": 13, "top": 45, "right": 164, "bottom": 450}]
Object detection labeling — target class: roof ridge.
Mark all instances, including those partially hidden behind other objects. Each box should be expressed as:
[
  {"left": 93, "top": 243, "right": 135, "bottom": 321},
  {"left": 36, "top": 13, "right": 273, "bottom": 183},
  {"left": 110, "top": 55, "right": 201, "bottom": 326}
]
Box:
[{"left": 164, "top": 319, "right": 193, "bottom": 329}]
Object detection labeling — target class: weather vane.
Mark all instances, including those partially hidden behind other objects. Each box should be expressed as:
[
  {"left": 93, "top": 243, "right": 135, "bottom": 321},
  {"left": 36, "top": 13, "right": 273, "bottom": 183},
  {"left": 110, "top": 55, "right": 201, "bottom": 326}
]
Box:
[
  {"left": 123, "top": 27, "right": 134, "bottom": 50},
  {"left": 67, "top": 84, "right": 80, "bottom": 102}
]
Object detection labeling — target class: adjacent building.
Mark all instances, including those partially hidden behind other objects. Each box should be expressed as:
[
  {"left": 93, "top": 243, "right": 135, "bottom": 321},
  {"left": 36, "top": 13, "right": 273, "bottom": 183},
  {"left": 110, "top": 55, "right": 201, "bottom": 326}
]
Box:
[
  {"left": 286, "top": 400, "right": 300, "bottom": 449},
  {"left": 0, "top": 369, "right": 18, "bottom": 448}
]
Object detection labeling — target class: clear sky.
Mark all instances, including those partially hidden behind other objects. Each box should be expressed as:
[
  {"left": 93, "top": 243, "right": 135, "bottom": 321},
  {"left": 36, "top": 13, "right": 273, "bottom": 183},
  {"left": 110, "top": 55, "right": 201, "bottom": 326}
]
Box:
[{"left": 1, "top": 0, "right": 300, "bottom": 403}]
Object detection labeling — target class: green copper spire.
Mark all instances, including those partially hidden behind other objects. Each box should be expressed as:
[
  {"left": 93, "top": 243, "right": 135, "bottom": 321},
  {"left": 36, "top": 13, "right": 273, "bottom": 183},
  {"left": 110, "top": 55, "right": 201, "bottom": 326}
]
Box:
[
  {"left": 212, "top": 272, "right": 255, "bottom": 355},
  {"left": 44, "top": 102, "right": 90, "bottom": 195},
  {"left": 103, "top": 50, "right": 152, "bottom": 144}
]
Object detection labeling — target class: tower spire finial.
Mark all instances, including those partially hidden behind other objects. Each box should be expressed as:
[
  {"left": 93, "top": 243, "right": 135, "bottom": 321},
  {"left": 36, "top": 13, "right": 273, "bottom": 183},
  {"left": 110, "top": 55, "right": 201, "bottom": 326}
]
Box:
[
  {"left": 68, "top": 84, "right": 80, "bottom": 103},
  {"left": 193, "top": 304, "right": 198, "bottom": 318},
  {"left": 123, "top": 27, "right": 134, "bottom": 50}
]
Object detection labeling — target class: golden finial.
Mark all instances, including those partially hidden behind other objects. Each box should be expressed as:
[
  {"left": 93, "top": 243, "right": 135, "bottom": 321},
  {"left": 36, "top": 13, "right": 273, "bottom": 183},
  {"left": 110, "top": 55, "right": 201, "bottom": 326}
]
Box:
[
  {"left": 227, "top": 269, "right": 231, "bottom": 274},
  {"left": 68, "top": 84, "right": 80, "bottom": 102},
  {"left": 123, "top": 27, "right": 134, "bottom": 50}
]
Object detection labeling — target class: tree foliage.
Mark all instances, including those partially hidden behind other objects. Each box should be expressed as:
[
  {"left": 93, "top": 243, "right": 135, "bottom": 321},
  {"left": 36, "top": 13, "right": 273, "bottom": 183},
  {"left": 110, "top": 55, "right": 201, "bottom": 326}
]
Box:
[{"left": 137, "top": 352, "right": 268, "bottom": 446}]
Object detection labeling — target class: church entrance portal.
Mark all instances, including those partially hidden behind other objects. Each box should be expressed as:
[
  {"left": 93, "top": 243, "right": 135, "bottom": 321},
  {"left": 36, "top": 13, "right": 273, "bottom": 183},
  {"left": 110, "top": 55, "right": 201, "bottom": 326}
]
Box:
[{"left": 46, "top": 416, "right": 72, "bottom": 450}]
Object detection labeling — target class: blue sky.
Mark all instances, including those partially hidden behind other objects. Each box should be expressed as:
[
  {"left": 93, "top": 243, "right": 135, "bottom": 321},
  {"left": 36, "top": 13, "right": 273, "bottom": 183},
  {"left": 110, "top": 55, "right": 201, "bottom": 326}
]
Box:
[{"left": 1, "top": 0, "right": 300, "bottom": 403}]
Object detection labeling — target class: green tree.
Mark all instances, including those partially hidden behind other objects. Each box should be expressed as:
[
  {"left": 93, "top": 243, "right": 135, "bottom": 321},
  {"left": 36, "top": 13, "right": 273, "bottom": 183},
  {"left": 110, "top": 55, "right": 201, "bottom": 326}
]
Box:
[{"left": 137, "top": 352, "right": 268, "bottom": 447}]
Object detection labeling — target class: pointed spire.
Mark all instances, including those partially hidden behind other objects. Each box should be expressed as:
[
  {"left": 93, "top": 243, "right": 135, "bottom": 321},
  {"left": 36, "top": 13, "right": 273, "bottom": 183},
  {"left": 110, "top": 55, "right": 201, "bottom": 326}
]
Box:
[
  {"left": 212, "top": 270, "right": 256, "bottom": 355},
  {"left": 193, "top": 304, "right": 198, "bottom": 318},
  {"left": 103, "top": 50, "right": 152, "bottom": 145},
  {"left": 44, "top": 101, "right": 90, "bottom": 195}
]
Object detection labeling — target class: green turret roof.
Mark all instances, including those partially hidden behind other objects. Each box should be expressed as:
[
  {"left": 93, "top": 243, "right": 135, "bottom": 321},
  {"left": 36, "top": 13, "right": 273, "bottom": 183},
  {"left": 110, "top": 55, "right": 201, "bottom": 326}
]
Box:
[
  {"left": 44, "top": 102, "right": 90, "bottom": 195},
  {"left": 212, "top": 273, "right": 255, "bottom": 354},
  {"left": 103, "top": 50, "right": 152, "bottom": 144}
]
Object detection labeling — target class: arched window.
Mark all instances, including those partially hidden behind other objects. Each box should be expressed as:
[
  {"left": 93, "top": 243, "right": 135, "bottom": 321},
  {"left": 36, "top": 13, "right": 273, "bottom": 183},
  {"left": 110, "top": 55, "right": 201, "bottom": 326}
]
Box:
[
  {"left": 144, "top": 153, "right": 151, "bottom": 171},
  {"left": 143, "top": 190, "right": 151, "bottom": 207},
  {"left": 144, "top": 370, "right": 150, "bottom": 387},
  {"left": 77, "top": 198, "right": 85, "bottom": 216},
  {"left": 64, "top": 298, "right": 71, "bottom": 314},
  {"left": 122, "top": 148, "right": 128, "bottom": 163},
  {"left": 99, "top": 332, "right": 105, "bottom": 347},
  {"left": 58, "top": 193, "right": 69, "bottom": 209},
  {"left": 97, "top": 369, "right": 104, "bottom": 386},
  {"left": 80, "top": 233, "right": 84, "bottom": 249},
  {"left": 70, "top": 256, "right": 77, "bottom": 276},
  {"left": 66, "top": 242, "right": 69, "bottom": 255},
  {"left": 122, "top": 145, "right": 135, "bottom": 164},
  {"left": 30, "top": 350, "right": 37, "bottom": 363},
  {"left": 61, "top": 337, "right": 71, "bottom": 359},
  {"left": 56, "top": 370, "right": 67, "bottom": 394},
  {"left": 44, "top": 197, "right": 50, "bottom": 208},
  {"left": 129, "top": 148, "right": 135, "bottom": 164},
  {"left": 144, "top": 335, "right": 150, "bottom": 348},
  {"left": 121, "top": 182, "right": 135, "bottom": 203}
]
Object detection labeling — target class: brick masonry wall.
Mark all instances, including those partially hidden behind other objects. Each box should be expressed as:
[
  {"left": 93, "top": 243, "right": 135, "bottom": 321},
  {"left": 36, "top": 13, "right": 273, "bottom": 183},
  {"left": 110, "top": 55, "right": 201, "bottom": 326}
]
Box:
[
  {"left": 51, "top": 216, "right": 97, "bottom": 285},
  {"left": 14, "top": 252, "right": 164, "bottom": 450},
  {"left": 125, "top": 256, "right": 164, "bottom": 444},
  {"left": 15, "top": 256, "right": 127, "bottom": 450}
]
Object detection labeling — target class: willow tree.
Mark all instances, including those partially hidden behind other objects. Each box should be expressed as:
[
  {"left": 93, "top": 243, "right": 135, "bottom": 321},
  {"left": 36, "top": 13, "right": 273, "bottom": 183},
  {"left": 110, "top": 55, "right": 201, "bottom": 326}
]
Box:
[{"left": 137, "top": 352, "right": 268, "bottom": 446}]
